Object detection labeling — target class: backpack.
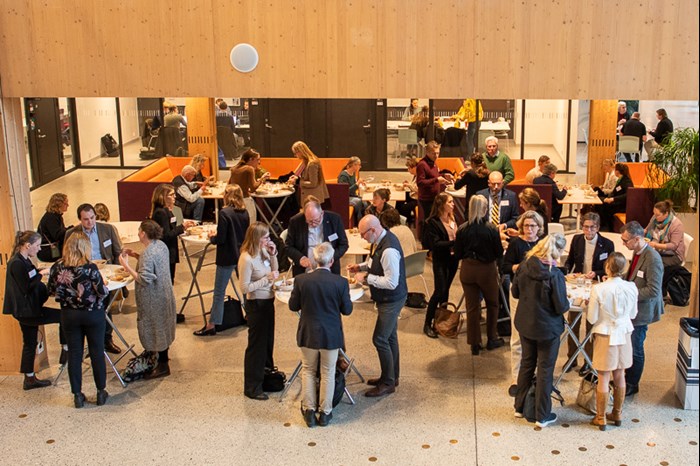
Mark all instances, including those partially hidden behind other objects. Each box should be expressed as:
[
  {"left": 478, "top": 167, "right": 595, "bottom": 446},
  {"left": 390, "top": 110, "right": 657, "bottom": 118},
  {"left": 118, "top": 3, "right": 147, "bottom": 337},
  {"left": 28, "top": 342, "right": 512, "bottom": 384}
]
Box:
[
  {"left": 101, "top": 133, "right": 120, "bottom": 157},
  {"left": 664, "top": 265, "right": 691, "bottom": 306}
]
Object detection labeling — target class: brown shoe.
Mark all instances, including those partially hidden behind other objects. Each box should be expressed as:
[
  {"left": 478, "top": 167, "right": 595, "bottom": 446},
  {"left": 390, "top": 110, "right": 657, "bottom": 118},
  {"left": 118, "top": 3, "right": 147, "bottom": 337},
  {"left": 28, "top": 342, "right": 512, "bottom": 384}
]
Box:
[
  {"left": 367, "top": 377, "right": 399, "bottom": 387},
  {"left": 104, "top": 340, "right": 122, "bottom": 354},
  {"left": 337, "top": 358, "right": 350, "bottom": 373},
  {"left": 144, "top": 362, "right": 171, "bottom": 380},
  {"left": 365, "top": 383, "right": 396, "bottom": 397}
]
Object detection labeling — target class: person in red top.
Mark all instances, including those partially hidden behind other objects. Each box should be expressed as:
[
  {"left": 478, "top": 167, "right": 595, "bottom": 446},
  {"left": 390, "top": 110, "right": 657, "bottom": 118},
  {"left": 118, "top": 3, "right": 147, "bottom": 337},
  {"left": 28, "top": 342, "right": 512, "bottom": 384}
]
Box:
[{"left": 416, "top": 141, "right": 452, "bottom": 228}]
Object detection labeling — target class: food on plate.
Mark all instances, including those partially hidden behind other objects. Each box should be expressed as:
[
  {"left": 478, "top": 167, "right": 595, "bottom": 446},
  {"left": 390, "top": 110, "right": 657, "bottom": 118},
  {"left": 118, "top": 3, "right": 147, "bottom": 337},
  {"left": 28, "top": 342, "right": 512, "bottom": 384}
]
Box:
[
  {"left": 565, "top": 273, "right": 583, "bottom": 283},
  {"left": 348, "top": 227, "right": 359, "bottom": 234},
  {"left": 274, "top": 278, "right": 294, "bottom": 292},
  {"left": 188, "top": 226, "right": 204, "bottom": 235},
  {"left": 363, "top": 244, "right": 371, "bottom": 250}
]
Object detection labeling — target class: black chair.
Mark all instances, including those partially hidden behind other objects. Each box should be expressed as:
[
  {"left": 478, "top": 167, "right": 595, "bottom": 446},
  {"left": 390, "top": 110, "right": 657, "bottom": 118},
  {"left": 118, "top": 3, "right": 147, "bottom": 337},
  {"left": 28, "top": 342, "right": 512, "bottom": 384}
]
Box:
[{"left": 217, "top": 126, "right": 239, "bottom": 161}]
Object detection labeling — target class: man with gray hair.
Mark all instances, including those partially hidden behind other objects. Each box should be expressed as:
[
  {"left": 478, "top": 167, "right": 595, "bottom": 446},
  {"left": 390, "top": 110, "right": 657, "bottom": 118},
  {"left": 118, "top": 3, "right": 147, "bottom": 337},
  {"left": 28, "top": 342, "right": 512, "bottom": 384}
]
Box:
[
  {"left": 534, "top": 163, "right": 568, "bottom": 223},
  {"left": 289, "top": 242, "right": 353, "bottom": 428},
  {"left": 483, "top": 136, "right": 514, "bottom": 185},
  {"left": 620, "top": 221, "right": 664, "bottom": 397},
  {"left": 348, "top": 215, "right": 408, "bottom": 398},
  {"left": 172, "top": 165, "right": 205, "bottom": 221}
]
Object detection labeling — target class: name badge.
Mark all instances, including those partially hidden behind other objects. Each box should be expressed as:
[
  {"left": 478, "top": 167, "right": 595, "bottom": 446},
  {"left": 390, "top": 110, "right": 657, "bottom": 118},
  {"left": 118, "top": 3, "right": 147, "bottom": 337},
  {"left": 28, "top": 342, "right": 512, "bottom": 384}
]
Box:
[
  {"left": 170, "top": 216, "right": 176, "bottom": 223},
  {"left": 615, "top": 186, "right": 621, "bottom": 192},
  {"left": 328, "top": 233, "right": 338, "bottom": 242},
  {"left": 637, "top": 270, "right": 645, "bottom": 278},
  {"left": 28, "top": 269, "right": 37, "bottom": 279},
  {"left": 263, "top": 259, "right": 270, "bottom": 267},
  {"left": 103, "top": 239, "right": 112, "bottom": 248},
  {"left": 500, "top": 200, "right": 509, "bottom": 206},
  {"left": 599, "top": 252, "right": 608, "bottom": 261}
]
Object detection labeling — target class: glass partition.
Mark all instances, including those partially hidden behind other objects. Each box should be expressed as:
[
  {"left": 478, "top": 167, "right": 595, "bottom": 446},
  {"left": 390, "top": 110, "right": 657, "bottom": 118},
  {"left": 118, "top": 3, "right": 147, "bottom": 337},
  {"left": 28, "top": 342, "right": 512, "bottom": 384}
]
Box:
[{"left": 386, "top": 98, "right": 428, "bottom": 169}]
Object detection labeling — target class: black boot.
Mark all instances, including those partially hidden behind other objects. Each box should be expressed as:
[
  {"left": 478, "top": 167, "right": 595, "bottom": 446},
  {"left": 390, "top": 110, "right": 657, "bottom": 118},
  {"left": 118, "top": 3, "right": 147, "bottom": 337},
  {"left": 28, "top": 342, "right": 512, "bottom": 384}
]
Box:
[
  {"left": 423, "top": 323, "right": 438, "bottom": 339},
  {"left": 23, "top": 375, "right": 51, "bottom": 390}
]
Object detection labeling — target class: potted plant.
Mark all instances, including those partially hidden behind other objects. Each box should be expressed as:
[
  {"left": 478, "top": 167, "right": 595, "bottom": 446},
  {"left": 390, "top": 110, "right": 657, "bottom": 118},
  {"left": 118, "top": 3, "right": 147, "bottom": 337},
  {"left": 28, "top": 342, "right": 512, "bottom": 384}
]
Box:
[{"left": 649, "top": 127, "right": 699, "bottom": 212}]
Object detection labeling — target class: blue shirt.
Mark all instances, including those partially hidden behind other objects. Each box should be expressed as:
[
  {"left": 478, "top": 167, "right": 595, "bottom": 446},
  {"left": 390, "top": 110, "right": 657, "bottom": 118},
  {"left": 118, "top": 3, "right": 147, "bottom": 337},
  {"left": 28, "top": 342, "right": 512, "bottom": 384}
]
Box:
[{"left": 82, "top": 225, "right": 103, "bottom": 260}]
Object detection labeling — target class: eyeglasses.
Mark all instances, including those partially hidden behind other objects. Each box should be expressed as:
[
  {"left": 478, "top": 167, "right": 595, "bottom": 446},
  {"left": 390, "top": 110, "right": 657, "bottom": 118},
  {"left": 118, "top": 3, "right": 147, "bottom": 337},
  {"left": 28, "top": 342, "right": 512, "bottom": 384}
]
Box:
[
  {"left": 523, "top": 224, "right": 538, "bottom": 229},
  {"left": 621, "top": 235, "right": 636, "bottom": 244},
  {"left": 359, "top": 227, "right": 374, "bottom": 237}
]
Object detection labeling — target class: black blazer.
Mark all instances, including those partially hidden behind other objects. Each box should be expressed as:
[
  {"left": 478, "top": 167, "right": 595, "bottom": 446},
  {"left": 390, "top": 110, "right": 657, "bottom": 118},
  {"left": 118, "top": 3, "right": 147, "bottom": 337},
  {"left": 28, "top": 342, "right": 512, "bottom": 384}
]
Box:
[
  {"left": 564, "top": 233, "right": 615, "bottom": 278},
  {"left": 2, "top": 254, "right": 48, "bottom": 319},
  {"left": 533, "top": 175, "right": 567, "bottom": 222},
  {"left": 422, "top": 216, "right": 456, "bottom": 264},
  {"left": 289, "top": 268, "right": 353, "bottom": 350},
  {"left": 37, "top": 211, "right": 68, "bottom": 262},
  {"left": 211, "top": 207, "right": 249, "bottom": 267},
  {"left": 285, "top": 211, "right": 349, "bottom": 276},
  {"left": 151, "top": 207, "right": 185, "bottom": 265},
  {"left": 606, "top": 175, "right": 634, "bottom": 207}
]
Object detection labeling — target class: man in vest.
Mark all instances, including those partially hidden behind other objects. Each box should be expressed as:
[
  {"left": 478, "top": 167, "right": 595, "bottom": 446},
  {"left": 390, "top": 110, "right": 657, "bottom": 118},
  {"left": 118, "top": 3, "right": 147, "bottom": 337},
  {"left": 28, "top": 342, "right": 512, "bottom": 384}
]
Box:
[
  {"left": 172, "top": 165, "right": 205, "bottom": 221},
  {"left": 348, "top": 215, "right": 408, "bottom": 398}
]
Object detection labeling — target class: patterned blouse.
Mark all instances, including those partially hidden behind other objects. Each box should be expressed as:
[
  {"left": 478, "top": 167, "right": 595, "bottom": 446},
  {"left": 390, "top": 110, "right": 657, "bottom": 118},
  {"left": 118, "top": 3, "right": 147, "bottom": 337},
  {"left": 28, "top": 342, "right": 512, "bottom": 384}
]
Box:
[{"left": 48, "top": 262, "right": 109, "bottom": 312}]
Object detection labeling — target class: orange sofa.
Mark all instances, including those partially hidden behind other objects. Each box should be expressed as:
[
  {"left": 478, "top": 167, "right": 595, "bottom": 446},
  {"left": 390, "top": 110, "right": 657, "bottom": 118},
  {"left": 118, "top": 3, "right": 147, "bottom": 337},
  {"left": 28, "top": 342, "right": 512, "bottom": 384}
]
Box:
[
  {"left": 622, "top": 162, "right": 667, "bottom": 188},
  {"left": 510, "top": 159, "right": 536, "bottom": 184},
  {"left": 117, "top": 157, "right": 211, "bottom": 221}
]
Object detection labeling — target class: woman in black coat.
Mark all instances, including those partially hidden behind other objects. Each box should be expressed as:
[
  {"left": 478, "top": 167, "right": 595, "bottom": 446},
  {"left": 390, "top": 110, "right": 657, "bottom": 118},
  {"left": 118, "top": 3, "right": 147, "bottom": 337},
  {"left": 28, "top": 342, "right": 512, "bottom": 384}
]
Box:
[
  {"left": 421, "top": 193, "right": 459, "bottom": 338},
  {"left": 194, "top": 184, "right": 250, "bottom": 336},
  {"left": 37, "top": 193, "right": 70, "bottom": 262},
  {"left": 149, "top": 184, "right": 196, "bottom": 283},
  {"left": 599, "top": 163, "right": 634, "bottom": 231},
  {"left": 2, "top": 231, "right": 65, "bottom": 390},
  {"left": 512, "top": 233, "right": 570, "bottom": 428},
  {"left": 453, "top": 153, "right": 489, "bottom": 217}
]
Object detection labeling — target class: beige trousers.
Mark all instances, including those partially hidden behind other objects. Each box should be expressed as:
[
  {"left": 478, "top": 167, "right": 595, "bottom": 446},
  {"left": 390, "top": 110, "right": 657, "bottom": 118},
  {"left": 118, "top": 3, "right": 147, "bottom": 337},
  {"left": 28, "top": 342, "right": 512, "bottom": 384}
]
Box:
[{"left": 300, "top": 347, "right": 339, "bottom": 414}]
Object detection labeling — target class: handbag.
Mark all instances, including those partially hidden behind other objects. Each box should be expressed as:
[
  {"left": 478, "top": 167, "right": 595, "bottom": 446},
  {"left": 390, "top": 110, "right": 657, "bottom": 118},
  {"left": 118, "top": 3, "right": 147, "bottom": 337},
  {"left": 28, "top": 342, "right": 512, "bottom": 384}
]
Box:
[
  {"left": 405, "top": 292, "right": 428, "bottom": 309},
  {"left": 215, "top": 296, "right": 247, "bottom": 332},
  {"left": 262, "top": 366, "right": 287, "bottom": 392},
  {"left": 121, "top": 350, "right": 158, "bottom": 383},
  {"left": 523, "top": 378, "right": 565, "bottom": 422},
  {"left": 576, "top": 371, "right": 613, "bottom": 414},
  {"left": 433, "top": 302, "right": 463, "bottom": 338}
]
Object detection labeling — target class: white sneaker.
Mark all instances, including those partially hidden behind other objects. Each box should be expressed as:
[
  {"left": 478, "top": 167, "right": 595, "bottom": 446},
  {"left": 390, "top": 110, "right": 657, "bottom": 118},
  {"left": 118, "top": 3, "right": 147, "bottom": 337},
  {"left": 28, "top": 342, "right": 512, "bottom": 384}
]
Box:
[
  {"left": 514, "top": 411, "right": 524, "bottom": 419},
  {"left": 536, "top": 413, "right": 557, "bottom": 428}
]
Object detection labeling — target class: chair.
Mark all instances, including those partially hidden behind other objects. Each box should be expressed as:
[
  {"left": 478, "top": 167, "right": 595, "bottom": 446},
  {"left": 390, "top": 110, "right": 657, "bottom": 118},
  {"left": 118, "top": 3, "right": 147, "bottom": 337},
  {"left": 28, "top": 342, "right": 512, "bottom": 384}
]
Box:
[
  {"left": 397, "top": 128, "right": 420, "bottom": 160},
  {"left": 617, "top": 135, "right": 641, "bottom": 162},
  {"left": 548, "top": 223, "right": 565, "bottom": 235},
  {"left": 494, "top": 118, "right": 511, "bottom": 153},
  {"left": 172, "top": 205, "right": 184, "bottom": 226},
  {"left": 681, "top": 233, "right": 694, "bottom": 267},
  {"left": 217, "top": 126, "right": 239, "bottom": 161},
  {"left": 404, "top": 250, "right": 430, "bottom": 297}
]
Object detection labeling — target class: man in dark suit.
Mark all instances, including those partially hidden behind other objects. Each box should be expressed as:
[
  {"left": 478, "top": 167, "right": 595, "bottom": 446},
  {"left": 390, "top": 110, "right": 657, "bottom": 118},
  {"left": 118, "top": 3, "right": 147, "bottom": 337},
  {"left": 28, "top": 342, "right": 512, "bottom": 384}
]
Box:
[
  {"left": 534, "top": 163, "right": 568, "bottom": 223},
  {"left": 289, "top": 242, "right": 353, "bottom": 428},
  {"left": 620, "top": 112, "right": 647, "bottom": 162},
  {"left": 286, "top": 196, "right": 349, "bottom": 277},
  {"left": 65, "top": 203, "right": 123, "bottom": 354},
  {"left": 476, "top": 171, "right": 519, "bottom": 231},
  {"left": 620, "top": 221, "right": 664, "bottom": 397},
  {"left": 563, "top": 212, "right": 615, "bottom": 373}
]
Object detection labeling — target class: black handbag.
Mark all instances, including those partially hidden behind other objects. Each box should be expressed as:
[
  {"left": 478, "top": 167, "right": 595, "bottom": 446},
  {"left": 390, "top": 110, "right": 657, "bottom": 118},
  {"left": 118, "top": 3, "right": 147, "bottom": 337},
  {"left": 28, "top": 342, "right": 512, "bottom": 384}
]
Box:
[
  {"left": 263, "top": 366, "right": 287, "bottom": 392},
  {"left": 214, "top": 296, "right": 246, "bottom": 332},
  {"left": 405, "top": 292, "right": 428, "bottom": 309}
]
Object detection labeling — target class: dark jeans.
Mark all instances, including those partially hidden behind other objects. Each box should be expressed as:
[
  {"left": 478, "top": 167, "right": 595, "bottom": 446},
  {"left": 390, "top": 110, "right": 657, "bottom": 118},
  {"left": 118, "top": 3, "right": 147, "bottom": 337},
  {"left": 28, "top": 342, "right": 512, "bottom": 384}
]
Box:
[
  {"left": 425, "top": 256, "right": 459, "bottom": 326},
  {"left": 170, "top": 262, "right": 177, "bottom": 285},
  {"left": 515, "top": 335, "right": 560, "bottom": 423},
  {"left": 372, "top": 299, "right": 403, "bottom": 386},
  {"left": 418, "top": 200, "right": 433, "bottom": 241},
  {"left": 625, "top": 324, "right": 648, "bottom": 388},
  {"left": 17, "top": 307, "right": 65, "bottom": 374},
  {"left": 349, "top": 196, "right": 366, "bottom": 227},
  {"left": 61, "top": 308, "right": 106, "bottom": 394},
  {"left": 244, "top": 298, "right": 275, "bottom": 396},
  {"left": 467, "top": 120, "right": 481, "bottom": 156}
]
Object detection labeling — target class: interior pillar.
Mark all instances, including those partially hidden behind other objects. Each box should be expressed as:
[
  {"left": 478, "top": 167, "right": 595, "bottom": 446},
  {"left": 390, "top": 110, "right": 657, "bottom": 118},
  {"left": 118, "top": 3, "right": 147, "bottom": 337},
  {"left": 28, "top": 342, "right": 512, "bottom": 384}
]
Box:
[
  {"left": 185, "top": 98, "right": 219, "bottom": 180},
  {"left": 586, "top": 100, "right": 618, "bottom": 187}
]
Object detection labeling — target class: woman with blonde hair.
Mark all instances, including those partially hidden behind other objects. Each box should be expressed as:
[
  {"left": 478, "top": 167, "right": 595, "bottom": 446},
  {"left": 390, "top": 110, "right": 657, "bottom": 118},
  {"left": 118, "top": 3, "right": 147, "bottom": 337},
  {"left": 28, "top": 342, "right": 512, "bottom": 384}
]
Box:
[
  {"left": 512, "top": 233, "right": 569, "bottom": 428},
  {"left": 506, "top": 188, "right": 549, "bottom": 236},
  {"left": 37, "top": 192, "right": 70, "bottom": 262},
  {"left": 290, "top": 141, "right": 329, "bottom": 203},
  {"left": 149, "top": 183, "right": 196, "bottom": 284},
  {"left": 195, "top": 184, "right": 250, "bottom": 336},
  {"left": 239, "top": 222, "right": 279, "bottom": 400},
  {"left": 190, "top": 153, "right": 215, "bottom": 184},
  {"left": 454, "top": 195, "right": 504, "bottom": 354},
  {"left": 587, "top": 252, "right": 638, "bottom": 430},
  {"left": 48, "top": 233, "right": 109, "bottom": 408},
  {"left": 94, "top": 203, "right": 111, "bottom": 222}
]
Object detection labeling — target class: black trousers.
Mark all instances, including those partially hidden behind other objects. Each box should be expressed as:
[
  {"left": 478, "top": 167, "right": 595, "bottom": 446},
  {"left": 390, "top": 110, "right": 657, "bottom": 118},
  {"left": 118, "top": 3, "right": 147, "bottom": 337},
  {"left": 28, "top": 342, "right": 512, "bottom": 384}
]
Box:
[
  {"left": 62, "top": 308, "right": 107, "bottom": 394},
  {"left": 170, "top": 262, "right": 177, "bottom": 285},
  {"left": 244, "top": 298, "right": 275, "bottom": 396},
  {"left": 515, "top": 335, "right": 560, "bottom": 423},
  {"left": 17, "top": 307, "right": 65, "bottom": 374},
  {"left": 425, "top": 255, "right": 459, "bottom": 326}
]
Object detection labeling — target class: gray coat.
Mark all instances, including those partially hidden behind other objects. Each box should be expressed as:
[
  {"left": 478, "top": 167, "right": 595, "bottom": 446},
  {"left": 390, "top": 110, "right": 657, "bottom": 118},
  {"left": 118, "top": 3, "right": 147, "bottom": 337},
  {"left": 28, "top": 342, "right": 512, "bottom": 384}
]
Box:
[
  {"left": 135, "top": 240, "right": 176, "bottom": 352},
  {"left": 626, "top": 246, "right": 664, "bottom": 326}
]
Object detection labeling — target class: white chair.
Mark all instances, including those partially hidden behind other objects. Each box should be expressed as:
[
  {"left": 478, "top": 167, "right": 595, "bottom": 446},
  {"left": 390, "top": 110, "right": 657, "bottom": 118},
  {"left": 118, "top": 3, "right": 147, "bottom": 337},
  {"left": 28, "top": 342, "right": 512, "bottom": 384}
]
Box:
[
  {"left": 404, "top": 250, "right": 430, "bottom": 297},
  {"left": 617, "top": 135, "right": 641, "bottom": 162},
  {"left": 397, "top": 128, "right": 420, "bottom": 160},
  {"left": 548, "top": 223, "right": 565, "bottom": 236},
  {"left": 681, "top": 233, "right": 694, "bottom": 267}
]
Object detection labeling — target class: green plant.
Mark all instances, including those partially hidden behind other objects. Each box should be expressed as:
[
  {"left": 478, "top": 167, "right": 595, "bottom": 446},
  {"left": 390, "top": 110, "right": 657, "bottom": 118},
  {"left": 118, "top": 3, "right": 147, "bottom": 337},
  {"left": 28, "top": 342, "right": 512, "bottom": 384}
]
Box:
[{"left": 650, "top": 127, "right": 699, "bottom": 212}]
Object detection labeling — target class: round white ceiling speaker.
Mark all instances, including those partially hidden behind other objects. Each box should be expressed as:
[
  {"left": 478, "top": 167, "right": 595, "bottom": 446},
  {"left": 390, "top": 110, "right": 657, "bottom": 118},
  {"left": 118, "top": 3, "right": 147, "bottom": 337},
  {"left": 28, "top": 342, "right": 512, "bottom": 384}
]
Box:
[{"left": 230, "top": 43, "right": 259, "bottom": 73}]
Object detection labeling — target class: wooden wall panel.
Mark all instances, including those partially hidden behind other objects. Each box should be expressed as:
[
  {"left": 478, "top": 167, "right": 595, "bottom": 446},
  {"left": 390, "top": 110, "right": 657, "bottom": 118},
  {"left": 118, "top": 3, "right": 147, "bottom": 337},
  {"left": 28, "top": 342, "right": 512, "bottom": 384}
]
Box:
[
  {"left": 586, "top": 100, "right": 618, "bottom": 187},
  {"left": 184, "top": 98, "right": 219, "bottom": 180},
  {"left": 0, "top": 0, "right": 697, "bottom": 99}
]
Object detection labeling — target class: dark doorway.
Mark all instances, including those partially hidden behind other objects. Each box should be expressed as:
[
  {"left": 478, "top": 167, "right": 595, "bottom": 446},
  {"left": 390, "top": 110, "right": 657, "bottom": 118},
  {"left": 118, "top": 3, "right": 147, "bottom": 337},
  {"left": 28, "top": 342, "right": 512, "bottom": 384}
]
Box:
[
  {"left": 25, "top": 98, "right": 64, "bottom": 187},
  {"left": 326, "top": 99, "right": 375, "bottom": 162}
]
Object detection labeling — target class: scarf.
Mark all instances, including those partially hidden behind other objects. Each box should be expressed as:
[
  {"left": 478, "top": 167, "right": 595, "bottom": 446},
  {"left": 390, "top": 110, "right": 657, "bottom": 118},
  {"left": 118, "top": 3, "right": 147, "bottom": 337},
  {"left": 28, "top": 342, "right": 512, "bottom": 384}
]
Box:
[{"left": 645, "top": 212, "right": 673, "bottom": 243}]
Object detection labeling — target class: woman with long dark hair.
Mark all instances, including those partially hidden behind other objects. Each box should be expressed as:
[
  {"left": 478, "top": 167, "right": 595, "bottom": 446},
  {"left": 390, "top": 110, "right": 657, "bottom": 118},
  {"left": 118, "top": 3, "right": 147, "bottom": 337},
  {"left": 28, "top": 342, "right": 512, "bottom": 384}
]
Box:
[
  {"left": 3, "top": 231, "right": 65, "bottom": 390},
  {"left": 421, "top": 193, "right": 459, "bottom": 338},
  {"left": 48, "top": 233, "right": 109, "bottom": 408},
  {"left": 230, "top": 148, "right": 271, "bottom": 221},
  {"left": 195, "top": 184, "right": 250, "bottom": 336},
  {"left": 599, "top": 163, "right": 633, "bottom": 231},
  {"left": 454, "top": 153, "right": 490, "bottom": 215}
]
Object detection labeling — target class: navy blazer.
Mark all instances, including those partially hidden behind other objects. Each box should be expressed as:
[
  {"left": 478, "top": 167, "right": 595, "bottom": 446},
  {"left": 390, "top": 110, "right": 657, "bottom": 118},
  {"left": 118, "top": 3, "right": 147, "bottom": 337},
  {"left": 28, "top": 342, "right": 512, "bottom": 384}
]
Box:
[
  {"left": 475, "top": 187, "right": 520, "bottom": 229},
  {"left": 533, "top": 175, "right": 567, "bottom": 222},
  {"left": 285, "top": 211, "right": 349, "bottom": 276},
  {"left": 289, "top": 268, "right": 353, "bottom": 350},
  {"left": 564, "top": 233, "right": 615, "bottom": 278}
]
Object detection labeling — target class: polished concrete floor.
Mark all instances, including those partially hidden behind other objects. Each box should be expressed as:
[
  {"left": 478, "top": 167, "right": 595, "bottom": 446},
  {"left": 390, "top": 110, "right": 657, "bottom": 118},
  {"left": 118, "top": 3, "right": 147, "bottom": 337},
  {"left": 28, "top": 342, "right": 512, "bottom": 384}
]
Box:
[{"left": 3, "top": 167, "right": 697, "bottom": 465}]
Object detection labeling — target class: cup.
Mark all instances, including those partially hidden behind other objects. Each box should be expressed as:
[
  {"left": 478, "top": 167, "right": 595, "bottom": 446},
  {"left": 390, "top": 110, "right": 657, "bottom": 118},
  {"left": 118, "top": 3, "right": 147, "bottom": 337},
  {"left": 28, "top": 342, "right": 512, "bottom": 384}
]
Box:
[
  {"left": 584, "top": 278, "right": 592, "bottom": 291},
  {"left": 576, "top": 276, "right": 585, "bottom": 287}
]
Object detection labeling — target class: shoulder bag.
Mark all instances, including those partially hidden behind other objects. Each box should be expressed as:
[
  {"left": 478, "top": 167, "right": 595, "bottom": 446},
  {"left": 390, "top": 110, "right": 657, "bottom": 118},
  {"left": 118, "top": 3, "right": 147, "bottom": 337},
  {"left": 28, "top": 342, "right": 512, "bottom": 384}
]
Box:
[{"left": 434, "top": 302, "right": 463, "bottom": 339}]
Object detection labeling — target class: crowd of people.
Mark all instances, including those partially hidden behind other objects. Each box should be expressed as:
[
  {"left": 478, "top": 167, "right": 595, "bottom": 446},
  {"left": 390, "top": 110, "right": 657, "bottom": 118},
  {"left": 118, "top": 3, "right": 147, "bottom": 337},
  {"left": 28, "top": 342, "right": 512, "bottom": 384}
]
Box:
[{"left": 3, "top": 130, "right": 689, "bottom": 432}]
